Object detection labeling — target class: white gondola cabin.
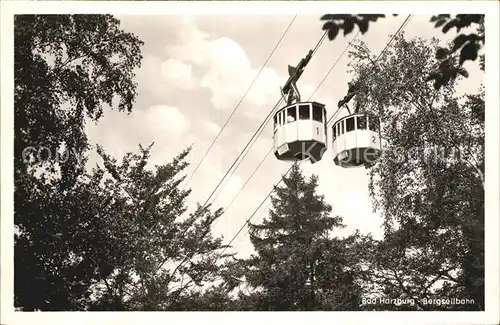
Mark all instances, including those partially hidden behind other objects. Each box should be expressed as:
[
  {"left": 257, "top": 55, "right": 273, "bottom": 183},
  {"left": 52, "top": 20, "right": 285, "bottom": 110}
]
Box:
[
  {"left": 332, "top": 113, "right": 382, "bottom": 167},
  {"left": 273, "top": 101, "right": 327, "bottom": 163}
]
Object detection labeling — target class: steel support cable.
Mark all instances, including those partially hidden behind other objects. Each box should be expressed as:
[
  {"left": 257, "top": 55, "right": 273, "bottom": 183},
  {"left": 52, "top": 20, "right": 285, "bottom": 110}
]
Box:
[
  {"left": 211, "top": 147, "right": 273, "bottom": 230},
  {"left": 217, "top": 30, "right": 361, "bottom": 255},
  {"left": 149, "top": 17, "right": 413, "bottom": 284},
  {"left": 152, "top": 16, "right": 296, "bottom": 247},
  {"left": 225, "top": 15, "right": 413, "bottom": 255},
  {"left": 198, "top": 30, "right": 328, "bottom": 214},
  {"left": 193, "top": 30, "right": 328, "bottom": 230},
  {"left": 377, "top": 15, "right": 483, "bottom": 187},
  {"left": 323, "top": 14, "right": 412, "bottom": 128},
  {"left": 167, "top": 30, "right": 330, "bottom": 294},
  {"left": 182, "top": 15, "right": 298, "bottom": 193},
  {"left": 230, "top": 107, "right": 345, "bottom": 249},
  {"left": 231, "top": 106, "right": 347, "bottom": 248},
  {"left": 206, "top": 31, "right": 330, "bottom": 208},
  {"left": 206, "top": 30, "right": 329, "bottom": 228},
  {"left": 100, "top": 19, "right": 416, "bottom": 307},
  {"left": 229, "top": 30, "right": 362, "bottom": 247},
  {"left": 169, "top": 16, "right": 412, "bottom": 304},
  {"left": 213, "top": 30, "right": 353, "bottom": 224}
]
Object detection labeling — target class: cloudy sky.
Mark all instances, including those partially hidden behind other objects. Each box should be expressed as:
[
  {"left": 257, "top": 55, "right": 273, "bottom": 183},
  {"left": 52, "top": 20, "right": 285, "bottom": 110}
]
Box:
[{"left": 84, "top": 14, "right": 484, "bottom": 258}]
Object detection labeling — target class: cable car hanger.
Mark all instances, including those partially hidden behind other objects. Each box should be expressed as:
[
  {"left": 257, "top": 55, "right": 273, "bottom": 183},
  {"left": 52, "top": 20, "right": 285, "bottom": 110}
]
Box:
[
  {"left": 337, "top": 80, "right": 361, "bottom": 115},
  {"left": 337, "top": 58, "right": 382, "bottom": 115},
  {"left": 281, "top": 49, "right": 314, "bottom": 106}
]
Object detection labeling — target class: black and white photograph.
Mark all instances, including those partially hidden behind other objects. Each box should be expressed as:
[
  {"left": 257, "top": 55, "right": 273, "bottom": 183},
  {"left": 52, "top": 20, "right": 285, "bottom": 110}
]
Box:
[{"left": 1, "top": 1, "right": 499, "bottom": 324}]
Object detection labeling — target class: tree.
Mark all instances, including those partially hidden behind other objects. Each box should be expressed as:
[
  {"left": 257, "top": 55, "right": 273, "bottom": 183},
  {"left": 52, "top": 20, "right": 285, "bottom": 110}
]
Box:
[
  {"left": 14, "top": 14, "right": 234, "bottom": 311},
  {"left": 233, "top": 163, "right": 367, "bottom": 311},
  {"left": 344, "top": 35, "right": 484, "bottom": 310},
  {"left": 319, "top": 14, "right": 485, "bottom": 90},
  {"left": 14, "top": 14, "right": 144, "bottom": 310},
  {"left": 14, "top": 14, "right": 144, "bottom": 175},
  {"left": 83, "top": 144, "right": 231, "bottom": 311}
]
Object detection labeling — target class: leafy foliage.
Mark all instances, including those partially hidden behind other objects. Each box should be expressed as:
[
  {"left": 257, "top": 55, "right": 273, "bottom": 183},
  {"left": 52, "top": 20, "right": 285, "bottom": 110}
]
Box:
[
  {"left": 14, "top": 14, "right": 144, "bottom": 310},
  {"left": 426, "top": 15, "right": 485, "bottom": 89},
  {"left": 320, "top": 14, "right": 389, "bottom": 39},
  {"left": 85, "top": 145, "right": 230, "bottom": 311},
  {"left": 14, "top": 15, "right": 144, "bottom": 175},
  {"left": 233, "top": 164, "right": 368, "bottom": 310},
  {"left": 346, "top": 35, "right": 484, "bottom": 310},
  {"left": 13, "top": 13, "right": 486, "bottom": 312},
  {"left": 320, "top": 14, "right": 485, "bottom": 89},
  {"left": 14, "top": 14, "right": 229, "bottom": 311}
]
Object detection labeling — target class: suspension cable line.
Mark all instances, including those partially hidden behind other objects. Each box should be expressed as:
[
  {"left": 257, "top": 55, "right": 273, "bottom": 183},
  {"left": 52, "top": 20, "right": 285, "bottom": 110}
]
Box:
[
  {"left": 197, "top": 31, "right": 327, "bottom": 214},
  {"left": 169, "top": 16, "right": 413, "bottom": 305},
  {"left": 167, "top": 29, "right": 330, "bottom": 295},
  {"left": 222, "top": 14, "right": 413, "bottom": 257},
  {"left": 213, "top": 31, "right": 364, "bottom": 259},
  {"left": 182, "top": 15, "right": 298, "bottom": 192}
]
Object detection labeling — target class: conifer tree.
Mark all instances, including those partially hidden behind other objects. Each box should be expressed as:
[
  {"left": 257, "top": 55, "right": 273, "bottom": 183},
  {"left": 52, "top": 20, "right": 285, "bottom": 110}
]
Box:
[
  {"left": 238, "top": 163, "right": 365, "bottom": 310},
  {"left": 84, "top": 144, "right": 230, "bottom": 311}
]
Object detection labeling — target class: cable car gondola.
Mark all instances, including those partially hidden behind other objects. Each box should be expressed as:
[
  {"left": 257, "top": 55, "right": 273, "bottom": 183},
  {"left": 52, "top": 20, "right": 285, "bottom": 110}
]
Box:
[
  {"left": 273, "top": 49, "right": 327, "bottom": 164},
  {"left": 332, "top": 112, "right": 382, "bottom": 168},
  {"left": 273, "top": 101, "right": 327, "bottom": 163}
]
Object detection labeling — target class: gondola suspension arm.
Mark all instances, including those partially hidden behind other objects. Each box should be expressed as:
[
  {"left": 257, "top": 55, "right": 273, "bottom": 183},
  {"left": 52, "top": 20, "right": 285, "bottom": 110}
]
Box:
[{"left": 281, "top": 49, "right": 314, "bottom": 106}]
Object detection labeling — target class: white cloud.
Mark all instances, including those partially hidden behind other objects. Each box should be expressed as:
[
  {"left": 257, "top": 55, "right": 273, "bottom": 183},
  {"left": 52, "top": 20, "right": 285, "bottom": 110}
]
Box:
[
  {"left": 86, "top": 15, "right": 440, "bottom": 258},
  {"left": 165, "top": 19, "right": 285, "bottom": 110},
  {"left": 215, "top": 173, "right": 244, "bottom": 208},
  {"left": 202, "top": 120, "right": 221, "bottom": 135},
  {"left": 161, "top": 59, "right": 195, "bottom": 89},
  {"left": 241, "top": 71, "right": 321, "bottom": 121},
  {"left": 136, "top": 55, "right": 196, "bottom": 96},
  {"left": 136, "top": 56, "right": 173, "bottom": 96},
  {"left": 245, "top": 67, "right": 284, "bottom": 107},
  {"left": 86, "top": 105, "right": 190, "bottom": 166},
  {"left": 166, "top": 16, "right": 211, "bottom": 65},
  {"left": 145, "top": 105, "right": 191, "bottom": 139}
]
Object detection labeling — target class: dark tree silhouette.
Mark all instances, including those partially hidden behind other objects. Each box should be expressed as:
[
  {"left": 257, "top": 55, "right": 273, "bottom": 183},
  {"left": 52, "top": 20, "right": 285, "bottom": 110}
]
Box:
[
  {"left": 14, "top": 14, "right": 229, "bottom": 311},
  {"left": 233, "top": 163, "right": 368, "bottom": 310},
  {"left": 345, "top": 34, "right": 484, "bottom": 310},
  {"left": 14, "top": 14, "right": 144, "bottom": 310},
  {"left": 320, "top": 14, "right": 485, "bottom": 90}
]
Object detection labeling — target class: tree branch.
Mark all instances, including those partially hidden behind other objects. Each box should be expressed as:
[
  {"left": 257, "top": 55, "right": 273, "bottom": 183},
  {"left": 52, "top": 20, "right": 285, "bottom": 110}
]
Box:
[{"left": 391, "top": 269, "right": 427, "bottom": 310}]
